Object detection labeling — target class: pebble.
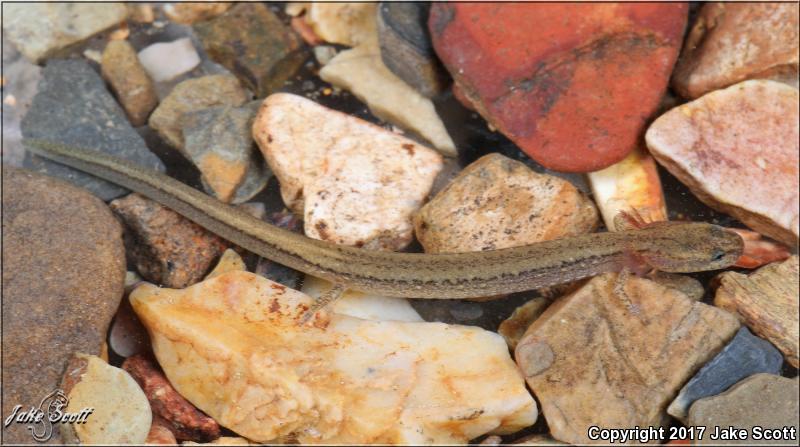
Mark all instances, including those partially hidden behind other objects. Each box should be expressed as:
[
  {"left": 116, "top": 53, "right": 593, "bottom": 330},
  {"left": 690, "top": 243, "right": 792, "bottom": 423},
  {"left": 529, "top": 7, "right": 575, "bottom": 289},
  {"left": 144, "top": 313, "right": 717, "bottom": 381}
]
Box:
[
  {"left": 515, "top": 273, "right": 740, "bottom": 444},
  {"left": 130, "top": 270, "right": 538, "bottom": 443},
  {"left": 414, "top": 153, "right": 598, "bottom": 254},
  {"left": 686, "top": 374, "right": 799, "bottom": 445},
  {"left": 101, "top": 40, "right": 159, "bottom": 126},
  {"left": 2, "top": 167, "right": 126, "bottom": 444},
  {"left": 21, "top": 59, "right": 166, "bottom": 201},
  {"left": 498, "top": 298, "right": 554, "bottom": 350},
  {"left": 319, "top": 36, "right": 458, "bottom": 156},
  {"left": 672, "top": 3, "right": 799, "bottom": 99},
  {"left": 429, "top": 3, "right": 687, "bottom": 172},
  {"left": 668, "top": 327, "right": 783, "bottom": 423},
  {"left": 253, "top": 93, "right": 444, "bottom": 251},
  {"left": 194, "top": 3, "right": 305, "bottom": 98},
  {"left": 60, "top": 353, "right": 151, "bottom": 444},
  {"left": 137, "top": 38, "right": 201, "bottom": 83},
  {"left": 304, "top": 2, "right": 377, "bottom": 47},
  {"left": 109, "top": 193, "right": 229, "bottom": 289},
  {"left": 377, "top": 3, "right": 449, "bottom": 97},
  {"left": 2, "top": 3, "right": 128, "bottom": 63},
  {"left": 205, "top": 249, "right": 247, "bottom": 280},
  {"left": 123, "top": 354, "right": 221, "bottom": 442},
  {"left": 108, "top": 291, "right": 150, "bottom": 358},
  {"left": 147, "top": 416, "right": 179, "bottom": 445},
  {"left": 715, "top": 256, "right": 799, "bottom": 367},
  {"left": 182, "top": 102, "right": 270, "bottom": 203},
  {"left": 647, "top": 80, "right": 799, "bottom": 247},
  {"left": 302, "top": 275, "right": 423, "bottom": 322},
  {"left": 162, "top": 2, "right": 231, "bottom": 25},
  {"left": 148, "top": 74, "right": 249, "bottom": 153}
]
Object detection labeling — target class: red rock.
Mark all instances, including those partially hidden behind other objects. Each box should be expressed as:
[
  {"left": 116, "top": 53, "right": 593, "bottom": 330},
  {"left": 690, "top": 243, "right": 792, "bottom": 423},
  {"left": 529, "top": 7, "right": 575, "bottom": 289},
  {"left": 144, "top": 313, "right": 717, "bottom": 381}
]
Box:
[{"left": 429, "top": 3, "right": 687, "bottom": 172}]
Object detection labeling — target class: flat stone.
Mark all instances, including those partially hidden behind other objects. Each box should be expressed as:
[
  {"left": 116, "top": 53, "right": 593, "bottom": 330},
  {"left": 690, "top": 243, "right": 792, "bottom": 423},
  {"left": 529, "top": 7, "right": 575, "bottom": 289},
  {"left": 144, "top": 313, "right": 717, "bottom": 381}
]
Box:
[
  {"left": 109, "top": 193, "right": 229, "bottom": 289},
  {"left": 137, "top": 38, "right": 201, "bottom": 83},
  {"left": 686, "top": 374, "right": 799, "bottom": 445},
  {"left": 515, "top": 273, "right": 740, "bottom": 444},
  {"left": 414, "top": 153, "right": 598, "bottom": 254},
  {"left": 182, "top": 102, "right": 270, "bottom": 203},
  {"left": 253, "top": 93, "right": 444, "bottom": 251},
  {"left": 193, "top": 3, "right": 305, "bottom": 98},
  {"left": 668, "top": 327, "right": 784, "bottom": 422},
  {"left": 646, "top": 80, "right": 799, "bottom": 247},
  {"left": 101, "top": 40, "right": 159, "bottom": 126},
  {"left": 130, "top": 270, "right": 537, "bottom": 443},
  {"left": 163, "top": 2, "right": 231, "bottom": 25},
  {"left": 429, "top": 3, "right": 687, "bottom": 172},
  {"left": 148, "top": 74, "right": 249, "bottom": 153},
  {"left": 2, "top": 166, "right": 126, "bottom": 444},
  {"left": 377, "top": 2, "right": 449, "bottom": 97},
  {"left": 715, "top": 256, "right": 799, "bottom": 367},
  {"left": 672, "top": 3, "right": 799, "bottom": 99},
  {"left": 21, "top": 59, "right": 166, "bottom": 201},
  {"left": 2, "top": 3, "right": 128, "bottom": 63}
]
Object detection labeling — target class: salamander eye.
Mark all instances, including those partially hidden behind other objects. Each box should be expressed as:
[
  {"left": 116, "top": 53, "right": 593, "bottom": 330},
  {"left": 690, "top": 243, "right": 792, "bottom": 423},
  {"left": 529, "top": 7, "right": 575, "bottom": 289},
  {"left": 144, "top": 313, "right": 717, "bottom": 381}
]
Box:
[{"left": 710, "top": 249, "right": 726, "bottom": 262}]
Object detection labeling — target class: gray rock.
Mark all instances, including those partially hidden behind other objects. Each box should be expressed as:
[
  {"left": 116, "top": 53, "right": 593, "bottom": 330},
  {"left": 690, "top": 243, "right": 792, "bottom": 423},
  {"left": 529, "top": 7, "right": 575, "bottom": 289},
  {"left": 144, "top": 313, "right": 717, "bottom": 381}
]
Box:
[
  {"left": 21, "top": 59, "right": 165, "bottom": 201},
  {"left": 377, "top": 2, "right": 449, "bottom": 97},
  {"left": 668, "top": 327, "right": 784, "bottom": 422}
]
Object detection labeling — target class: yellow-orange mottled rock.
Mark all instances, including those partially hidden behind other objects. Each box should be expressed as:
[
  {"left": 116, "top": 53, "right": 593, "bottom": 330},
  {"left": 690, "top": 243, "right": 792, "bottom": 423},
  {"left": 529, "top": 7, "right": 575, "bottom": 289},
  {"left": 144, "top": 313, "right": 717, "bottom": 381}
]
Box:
[{"left": 196, "top": 152, "right": 247, "bottom": 203}]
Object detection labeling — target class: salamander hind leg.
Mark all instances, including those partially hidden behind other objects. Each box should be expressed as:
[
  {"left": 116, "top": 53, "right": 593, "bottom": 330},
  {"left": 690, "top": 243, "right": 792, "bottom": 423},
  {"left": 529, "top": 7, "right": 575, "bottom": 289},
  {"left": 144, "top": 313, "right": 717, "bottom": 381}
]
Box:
[{"left": 299, "top": 282, "right": 347, "bottom": 325}]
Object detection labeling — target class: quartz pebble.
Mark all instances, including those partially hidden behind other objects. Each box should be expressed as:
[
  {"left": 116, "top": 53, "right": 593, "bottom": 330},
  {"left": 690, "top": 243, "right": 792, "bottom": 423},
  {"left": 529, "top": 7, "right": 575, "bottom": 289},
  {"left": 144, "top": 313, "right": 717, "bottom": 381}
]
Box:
[
  {"left": 672, "top": 3, "right": 799, "bottom": 99},
  {"left": 163, "top": 2, "right": 231, "bottom": 25},
  {"left": 110, "top": 193, "right": 229, "bottom": 289},
  {"left": 101, "top": 40, "right": 159, "bottom": 126},
  {"left": 715, "top": 256, "right": 799, "bottom": 367},
  {"left": 646, "top": 80, "right": 799, "bottom": 247},
  {"left": 2, "top": 3, "right": 128, "bottom": 63},
  {"left": 253, "top": 93, "right": 444, "bottom": 251},
  {"left": 2, "top": 167, "right": 126, "bottom": 444},
  {"left": 130, "top": 270, "right": 538, "bottom": 444},
  {"left": 414, "top": 153, "right": 598, "bottom": 254},
  {"left": 516, "top": 273, "right": 740, "bottom": 444},
  {"left": 137, "top": 38, "right": 201, "bottom": 83},
  {"left": 304, "top": 2, "right": 377, "bottom": 47}
]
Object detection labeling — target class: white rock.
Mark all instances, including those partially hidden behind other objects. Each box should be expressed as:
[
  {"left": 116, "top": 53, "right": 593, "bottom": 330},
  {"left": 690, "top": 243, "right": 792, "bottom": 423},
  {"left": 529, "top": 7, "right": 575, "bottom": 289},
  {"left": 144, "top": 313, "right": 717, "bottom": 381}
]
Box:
[
  {"left": 253, "top": 93, "right": 444, "bottom": 251},
  {"left": 302, "top": 275, "right": 423, "bottom": 322},
  {"left": 138, "top": 38, "right": 201, "bottom": 83}
]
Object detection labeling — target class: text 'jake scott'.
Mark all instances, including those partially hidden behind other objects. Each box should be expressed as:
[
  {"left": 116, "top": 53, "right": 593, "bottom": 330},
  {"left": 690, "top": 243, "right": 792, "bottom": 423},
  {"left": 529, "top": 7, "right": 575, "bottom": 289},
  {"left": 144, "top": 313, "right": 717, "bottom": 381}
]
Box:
[{"left": 587, "top": 425, "right": 798, "bottom": 443}]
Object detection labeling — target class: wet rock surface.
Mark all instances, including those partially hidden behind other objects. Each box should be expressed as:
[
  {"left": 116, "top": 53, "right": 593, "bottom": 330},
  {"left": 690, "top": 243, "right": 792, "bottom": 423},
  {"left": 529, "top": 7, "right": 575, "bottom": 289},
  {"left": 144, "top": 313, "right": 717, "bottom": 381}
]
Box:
[
  {"left": 21, "top": 59, "right": 166, "bottom": 201},
  {"left": 2, "top": 166, "right": 126, "bottom": 444},
  {"left": 101, "top": 40, "right": 159, "bottom": 126}
]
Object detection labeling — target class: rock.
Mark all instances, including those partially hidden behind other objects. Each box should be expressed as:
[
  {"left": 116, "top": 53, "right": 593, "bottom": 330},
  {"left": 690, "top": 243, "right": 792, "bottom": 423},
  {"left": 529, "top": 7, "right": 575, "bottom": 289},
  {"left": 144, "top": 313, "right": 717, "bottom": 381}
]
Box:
[
  {"left": 304, "top": 3, "right": 377, "bottom": 47},
  {"left": 101, "top": 40, "right": 159, "bottom": 126},
  {"left": 253, "top": 93, "right": 444, "bottom": 251},
  {"left": 414, "top": 153, "right": 598, "bottom": 254},
  {"left": 686, "top": 374, "right": 799, "bottom": 445},
  {"left": 302, "top": 275, "right": 423, "bottom": 322},
  {"left": 21, "top": 59, "right": 166, "bottom": 201},
  {"left": 587, "top": 147, "right": 667, "bottom": 232},
  {"left": 377, "top": 3, "right": 448, "bottom": 97},
  {"left": 730, "top": 228, "right": 792, "bottom": 269},
  {"left": 1, "top": 166, "right": 126, "bottom": 444},
  {"left": 648, "top": 272, "right": 705, "bottom": 302},
  {"left": 714, "top": 256, "right": 799, "bottom": 367},
  {"left": 128, "top": 3, "right": 155, "bottom": 24},
  {"left": 2, "top": 3, "right": 128, "bottom": 63},
  {"left": 205, "top": 249, "right": 247, "bottom": 280},
  {"left": 147, "top": 416, "right": 179, "bottom": 444},
  {"left": 108, "top": 293, "right": 150, "bottom": 358},
  {"left": 193, "top": 3, "right": 305, "bottom": 98},
  {"left": 163, "top": 2, "right": 232, "bottom": 25},
  {"left": 253, "top": 210, "right": 305, "bottom": 289},
  {"left": 148, "top": 74, "right": 249, "bottom": 152},
  {"left": 182, "top": 102, "right": 269, "bottom": 203},
  {"left": 667, "top": 327, "right": 783, "bottom": 423},
  {"left": 513, "top": 434, "right": 567, "bottom": 445},
  {"left": 183, "top": 437, "right": 254, "bottom": 446},
  {"left": 498, "top": 298, "right": 553, "bottom": 350},
  {"left": 429, "top": 3, "right": 687, "bottom": 172},
  {"left": 123, "top": 354, "right": 221, "bottom": 442},
  {"left": 109, "top": 193, "right": 229, "bottom": 289},
  {"left": 314, "top": 45, "right": 339, "bottom": 66},
  {"left": 319, "top": 35, "right": 457, "bottom": 156},
  {"left": 291, "top": 16, "right": 324, "bottom": 46},
  {"left": 60, "top": 353, "right": 151, "bottom": 444},
  {"left": 672, "top": 3, "right": 799, "bottom": 99},
  {"left": 646, "top": 80, "right": 799, "bottom": 247},
  {"left": 515, "top": 273, "right": 740, "bottom": 444},
  {"left": 137, "top": 38, "right": 201, "bottom": 83},
  {"left": 130, "top": 270, "right": 538, "bottom": 444}
]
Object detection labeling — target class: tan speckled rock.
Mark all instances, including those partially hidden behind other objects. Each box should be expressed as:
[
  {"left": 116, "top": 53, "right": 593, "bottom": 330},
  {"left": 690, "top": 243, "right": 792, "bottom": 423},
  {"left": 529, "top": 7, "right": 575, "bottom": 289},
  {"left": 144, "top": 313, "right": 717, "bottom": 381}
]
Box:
[
  {"left": 516, "top": 273, "right": 740, "bottom": 444},
  {"left": 253, "top": 93, "right": 444, "bottom": 250},
  {"left": 131, "top": 270, "right": 537, "bottom": 444},
  {"left": 2, "top": 166, "right": 125, "bottom": 444},
  {"left": 715, "top": 256, "right": 799, "bottom": 367},
  {"left": 163, "top": 2, "right": 231, "bottom": 24},
  {"left": 101, "top": 40, "right": 158, "bottom": 126},
  {"left": 672, "top": 3, "right": 799, "bottom": 99},
  {"left": 646, "top": 80, "right": 799, "bottom": 247},
  {"left": 415, "top": 153, "right": 598, "bottom": 253}
]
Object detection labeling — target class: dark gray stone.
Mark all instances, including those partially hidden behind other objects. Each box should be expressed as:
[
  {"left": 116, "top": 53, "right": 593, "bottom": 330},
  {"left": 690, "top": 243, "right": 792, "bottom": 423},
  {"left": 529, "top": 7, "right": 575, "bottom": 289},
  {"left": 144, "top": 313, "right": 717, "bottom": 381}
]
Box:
[
  {"left": 667, "top": 327, "right": 784, "bottom": 422},
  {"left": 377, "top": 2, "right": 449, "bottom": 97},
  {"left": 21, "top": 59, "right": 165, "bottom": 201}
]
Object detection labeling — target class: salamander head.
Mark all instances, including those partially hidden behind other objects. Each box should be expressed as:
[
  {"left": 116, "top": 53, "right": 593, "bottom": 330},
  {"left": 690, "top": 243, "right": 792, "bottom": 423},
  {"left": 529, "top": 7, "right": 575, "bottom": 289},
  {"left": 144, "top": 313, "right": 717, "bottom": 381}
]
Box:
[{"left": 639, "top": 222, "right": 744, "bottom": 273}]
